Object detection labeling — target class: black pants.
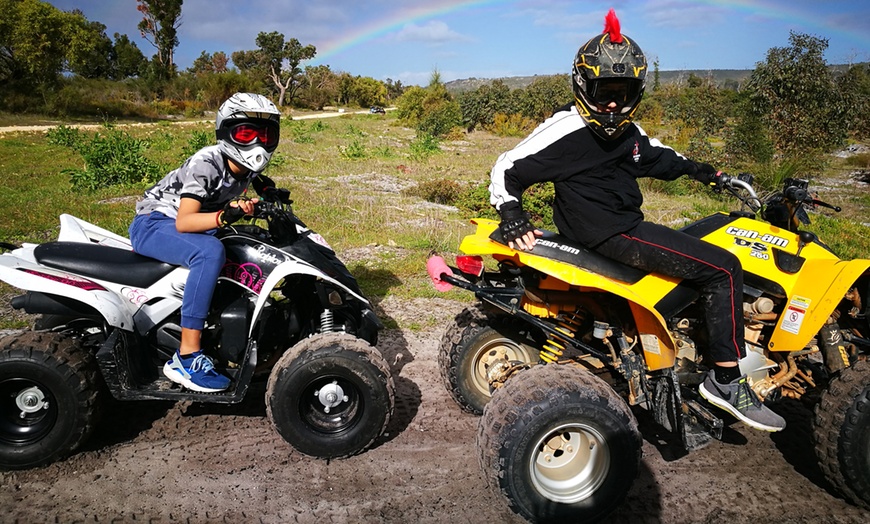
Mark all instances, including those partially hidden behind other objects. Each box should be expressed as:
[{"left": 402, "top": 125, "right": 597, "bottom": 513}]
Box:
[{"left": 593, "top": 221, "right": 745, "bottom": 363}]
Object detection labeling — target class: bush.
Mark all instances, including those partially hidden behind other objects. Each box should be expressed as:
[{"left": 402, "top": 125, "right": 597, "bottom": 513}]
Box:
[
  {"left": 339, "top": 139, "right": 366, "bottom": 159},
  {"left": 181, "top": 129, "right": 213, "bottom": 159},
  {"left": 454, "top": 181, "right": 497, "bottom": 220},
  {"left": 417, "top": 100, "right": 463, "bottom": 138},
  {"left": 409, "top": 133, "right": 441, "bottom": 161},
  {"left": 45, "top": 125, "right": 82, "bottom": 148},
  {"left": 49, "top": 124, "right": 165, "bottom": 190},
  {"left": 454, "top": 180, "right": 555, "bottom": 230},
  {"left": 845, "top": 152, "right": 870, "bottom": 169},
  {"left": 403, "top": 179, "right": 462, "bottom": 205},
  {"left": 486, "top": 113, "right": 537, "bottom": 138}
]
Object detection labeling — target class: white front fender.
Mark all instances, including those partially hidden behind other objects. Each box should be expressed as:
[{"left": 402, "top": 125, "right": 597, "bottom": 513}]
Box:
[{"left": 245, "top": 258, "right": 370, "bottom": 337}]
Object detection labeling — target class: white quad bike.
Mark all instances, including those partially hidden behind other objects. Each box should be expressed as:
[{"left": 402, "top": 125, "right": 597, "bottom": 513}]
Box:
[{"left": 0, "top": 188, "right": 394, "bottom": 469}]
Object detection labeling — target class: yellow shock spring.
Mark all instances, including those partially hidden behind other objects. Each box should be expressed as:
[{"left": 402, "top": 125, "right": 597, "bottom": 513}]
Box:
[{"left": 540, "top": 313, "right": 584, "bottom": 363}]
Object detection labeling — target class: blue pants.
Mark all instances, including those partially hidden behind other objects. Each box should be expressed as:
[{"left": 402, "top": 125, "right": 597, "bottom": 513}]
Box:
[{"left": 129, "top": 213, "right": 225, "bottom": 331}]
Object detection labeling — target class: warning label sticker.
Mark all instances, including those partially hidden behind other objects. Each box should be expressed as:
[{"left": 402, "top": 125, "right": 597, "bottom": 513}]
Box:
[{"left": 781, "top": 296, "right": 811, "bottom": 335}]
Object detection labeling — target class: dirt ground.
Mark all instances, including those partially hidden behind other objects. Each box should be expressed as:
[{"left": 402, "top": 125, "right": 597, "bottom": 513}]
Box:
[{"left": 1, "top": 296, "right": 869, "bottom": 524}]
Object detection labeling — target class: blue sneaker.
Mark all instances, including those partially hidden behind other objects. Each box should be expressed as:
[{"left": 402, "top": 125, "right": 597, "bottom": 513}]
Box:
[{"left": 163, "top": 350, "right": 230, "bottom": 393}]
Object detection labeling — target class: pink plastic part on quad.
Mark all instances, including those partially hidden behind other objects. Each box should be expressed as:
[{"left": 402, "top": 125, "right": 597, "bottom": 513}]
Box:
[{"left": 426, "top": 256, "right": 454, "bottom": 292}]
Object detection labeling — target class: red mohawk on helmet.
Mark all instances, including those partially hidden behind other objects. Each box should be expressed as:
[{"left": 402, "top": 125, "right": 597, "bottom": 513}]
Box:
[{"left": 604, "top": 8, "right": 623, "bottom": 43}]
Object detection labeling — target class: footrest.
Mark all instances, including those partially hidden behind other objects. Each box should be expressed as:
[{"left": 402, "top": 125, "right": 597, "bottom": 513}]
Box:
[{"left": 681, "top": 395, "right": 724, "bottom": 450}]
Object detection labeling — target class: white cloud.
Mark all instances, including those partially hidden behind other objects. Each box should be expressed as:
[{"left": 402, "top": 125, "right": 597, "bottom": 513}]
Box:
[
  {"left": 394, "top": 21, "right": 471, "bottom": 44},
  {"left": 643, "top": 0, "right": 727, "bottom": 28}
]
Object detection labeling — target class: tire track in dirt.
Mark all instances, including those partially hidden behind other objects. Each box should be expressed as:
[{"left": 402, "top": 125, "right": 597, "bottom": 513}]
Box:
[{"left": 0, "top": 297, "right": 868, "bottom": 523}]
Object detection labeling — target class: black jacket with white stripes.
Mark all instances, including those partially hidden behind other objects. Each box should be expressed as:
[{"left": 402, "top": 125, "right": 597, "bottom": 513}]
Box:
[{"left": 489, "top": 103, "right": 704, "bottom": 247}]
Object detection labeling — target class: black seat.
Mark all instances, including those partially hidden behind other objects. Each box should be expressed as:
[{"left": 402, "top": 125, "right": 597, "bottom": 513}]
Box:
[
  {"left": 34, "top": 241, "right": 176, "bottom": 288},
  {"left": 489, "top": 228, "right": 647, "bottom": 284}
]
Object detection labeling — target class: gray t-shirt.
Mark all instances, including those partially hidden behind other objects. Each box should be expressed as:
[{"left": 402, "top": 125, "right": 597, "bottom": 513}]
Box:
[{"left": 134, "top": 145, "right": 255, "bottom": 218}]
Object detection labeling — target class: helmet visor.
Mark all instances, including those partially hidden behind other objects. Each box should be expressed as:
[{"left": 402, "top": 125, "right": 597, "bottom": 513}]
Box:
[
  {"left": 228, "top": 123, "right": 280, "bottom": 149},
  {"left": 588, "top": 78, "right": 642, "bottom": 108}
]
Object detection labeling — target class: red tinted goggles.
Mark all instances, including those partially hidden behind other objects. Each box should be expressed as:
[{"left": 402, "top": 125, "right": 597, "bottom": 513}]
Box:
[{"left": 227, "top": 123, "right": 280, "bottom": 148}]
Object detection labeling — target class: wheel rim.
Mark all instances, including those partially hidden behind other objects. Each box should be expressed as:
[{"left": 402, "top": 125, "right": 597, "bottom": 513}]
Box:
[
  {"left": 300, "top": 375, "right": 362, "bottom": 434},
  {"left": 0, "top": 378, "right": 58, "bottom": 446},
  {"left": 471, "top": 334, "right": 536, "bottom": 397},
  {"left": 528, "top": 422, "right": 611, "bottom": 504}
]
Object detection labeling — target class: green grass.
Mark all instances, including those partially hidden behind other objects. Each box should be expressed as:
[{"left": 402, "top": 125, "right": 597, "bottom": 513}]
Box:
[{"left": 1, "top": 113, "right": 868, "bottom": 330}]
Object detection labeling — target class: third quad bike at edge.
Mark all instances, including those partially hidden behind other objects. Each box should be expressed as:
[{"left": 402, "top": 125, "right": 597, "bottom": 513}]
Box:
[
  {"left": 428, "top": 175, "right": 870, "bottom": 523},
  {"left": 0, "top": 187, "right": 394, "bottom": 470}
]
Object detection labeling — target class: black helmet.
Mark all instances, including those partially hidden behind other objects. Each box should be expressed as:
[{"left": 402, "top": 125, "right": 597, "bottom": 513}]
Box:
[{"left": 572, "top": 9, "right": 647, "bottom": 140}]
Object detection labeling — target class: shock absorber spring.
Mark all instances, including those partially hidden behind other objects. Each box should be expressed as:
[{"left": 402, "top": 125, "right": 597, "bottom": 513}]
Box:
[
  {"left": 539, "top": 312, "right": 585, "bottom": 363},
  {"left": 320, "top": 309, "right": 335, "bottom": 333}
]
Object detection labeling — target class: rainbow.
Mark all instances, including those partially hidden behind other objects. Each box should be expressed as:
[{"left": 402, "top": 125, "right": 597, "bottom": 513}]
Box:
[
  {"left": 312, "top": 0, "right": 506, "bottom": 63},
  {"left": 310, "top": 0, "right": 869, "bottom": 66}
]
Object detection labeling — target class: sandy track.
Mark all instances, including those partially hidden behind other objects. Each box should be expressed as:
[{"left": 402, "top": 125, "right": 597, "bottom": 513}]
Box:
[{"left": 0, "top": 296, "right": 868, "bottom": 523}]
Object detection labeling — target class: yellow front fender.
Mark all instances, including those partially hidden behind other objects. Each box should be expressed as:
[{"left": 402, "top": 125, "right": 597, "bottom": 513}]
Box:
[{"left": 768, "top": 258, "right": 870, "bottom": 351}]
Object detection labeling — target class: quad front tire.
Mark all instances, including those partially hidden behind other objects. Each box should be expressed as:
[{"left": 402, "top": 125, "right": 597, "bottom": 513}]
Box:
[
  {"left": 814, "top": 360, "right": 870, "bottom": 509},
  {"left": 0, "top": 331, "right": 100, "bottom": 469},
  {"left": 439, "top": 305, "right": 538, "bottom": 415},
  {"left": 479, "top": 364, "right": 641, "bottom": 523},
  {"left": 266, "top": 333, "right": 394, "bottom": 459}
]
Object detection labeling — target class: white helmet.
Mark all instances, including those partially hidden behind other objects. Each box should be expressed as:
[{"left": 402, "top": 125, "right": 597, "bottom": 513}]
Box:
[{"left": 215, "top": 93, "right": 281, "bottom": 172}]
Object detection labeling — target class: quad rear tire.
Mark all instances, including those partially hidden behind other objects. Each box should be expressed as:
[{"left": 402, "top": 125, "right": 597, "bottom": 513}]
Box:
[
  {"left": 814, "top": 360, "right": 870, "bottom": 509},
  {"left": 479, "top": 364, "right": 641, "bottom": 523},
  {"left": 439, "top": 305, "right": 538, "bottom": 415},
  {"left": 266, "top": 333, "right": 394, "bottom": 459},
  {"left": 0, "top": 331, "right": 100, "bottom": 469}
]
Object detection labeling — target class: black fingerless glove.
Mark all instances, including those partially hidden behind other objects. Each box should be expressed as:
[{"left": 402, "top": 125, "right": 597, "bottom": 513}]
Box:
[
  {"left": 218, "top": 197, "right": 250, "bottom": 227},
  {"left": 498, "top": 202, "right": 534, "bottom": 245}
]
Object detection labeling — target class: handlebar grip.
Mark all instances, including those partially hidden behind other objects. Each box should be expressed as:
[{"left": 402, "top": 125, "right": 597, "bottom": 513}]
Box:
[{"left": 784, "top": 187, "right": 808, "bottom": 202}]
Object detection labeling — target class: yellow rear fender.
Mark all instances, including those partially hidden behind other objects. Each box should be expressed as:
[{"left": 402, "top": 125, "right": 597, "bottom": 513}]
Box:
[{"left": 460, "top": 219, "right": 677, "bottom": 369}]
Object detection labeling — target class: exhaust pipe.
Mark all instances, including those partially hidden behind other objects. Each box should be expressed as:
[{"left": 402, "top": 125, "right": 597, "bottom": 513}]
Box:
[{"left": 11, "top": 292, "right": 100, "bottom": 319}]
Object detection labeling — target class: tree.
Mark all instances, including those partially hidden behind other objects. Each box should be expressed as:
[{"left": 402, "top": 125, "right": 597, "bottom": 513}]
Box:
[
  {"left": 519, "top": 75, "right": 571, "bottom": 121},
  {"left": 256, "top": 32, "right": 316, "bottom": 106},
  {"left": 136, "top": 0, "right": 183, "bottom": 80},
  {"left": 229, "top": 49, "right": 262, "bottom": 74},
  {"left": 397, "top": 70, "right": 462, "bottom": 137},
  {"left": 384, "top": 78, "right": 405, "bottom": 103},
  {"left": 0, "top": 0, "right": 71, "bottom": 87},
  {"left": 66, "top": 15, "right": 113, "bottom": 79},
  {"left": 0, "top": 0, "right": 112, "bottom": 88},
  {"left": 836, "top": 64, "right": 870, "bottom": 138},
  {"left": 348, "top": 76, "right": 387, "bottom": 108},
  {"left": 300, "top": 64, "right": 339, "bottom": 109},
  {"left": 744, "top": 31, "right": 846, "bottom": 161},
  {"left": 231, "top": 32, "right": 316, "bottom": 107},
  {"left": 110, "top": 33, "right": 147, "bottom": 79},
  {"left": 189, "top": 50, "right": 228, "bottom": 77},
  {"left": 457, "top": 79, "right": 513, "bottom": 131}
]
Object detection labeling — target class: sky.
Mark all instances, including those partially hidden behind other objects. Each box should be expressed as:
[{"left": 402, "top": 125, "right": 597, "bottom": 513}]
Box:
[{"left": 48, "top": 0, "right": 870, "bottom": 86}]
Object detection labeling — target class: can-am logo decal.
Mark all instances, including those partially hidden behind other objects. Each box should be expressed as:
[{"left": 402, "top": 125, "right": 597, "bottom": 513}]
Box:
[
  {"left": 536, "top": 239, "right": 581, "bottom": 255},
  {"left": 725, "top": 227, "right": 789, "bottom": 248}
]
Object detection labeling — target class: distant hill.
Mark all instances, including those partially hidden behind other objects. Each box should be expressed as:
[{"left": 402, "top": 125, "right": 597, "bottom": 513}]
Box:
[
  {"left": 444, "top": 69, "right": 753, "bottom": 94},
  {"left": 444, "top": 64, "right": 865, "bottom": 94}
]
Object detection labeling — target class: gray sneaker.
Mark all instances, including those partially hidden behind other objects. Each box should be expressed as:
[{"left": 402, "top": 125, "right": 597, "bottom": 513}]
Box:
[{"left": 698, "top": 371, "right": 785, "bottom": 432}]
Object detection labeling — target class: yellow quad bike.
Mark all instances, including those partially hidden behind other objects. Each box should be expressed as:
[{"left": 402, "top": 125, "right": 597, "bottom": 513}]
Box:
[{"left": 428, "top": 175, "right": 870, "bottom": 523}]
